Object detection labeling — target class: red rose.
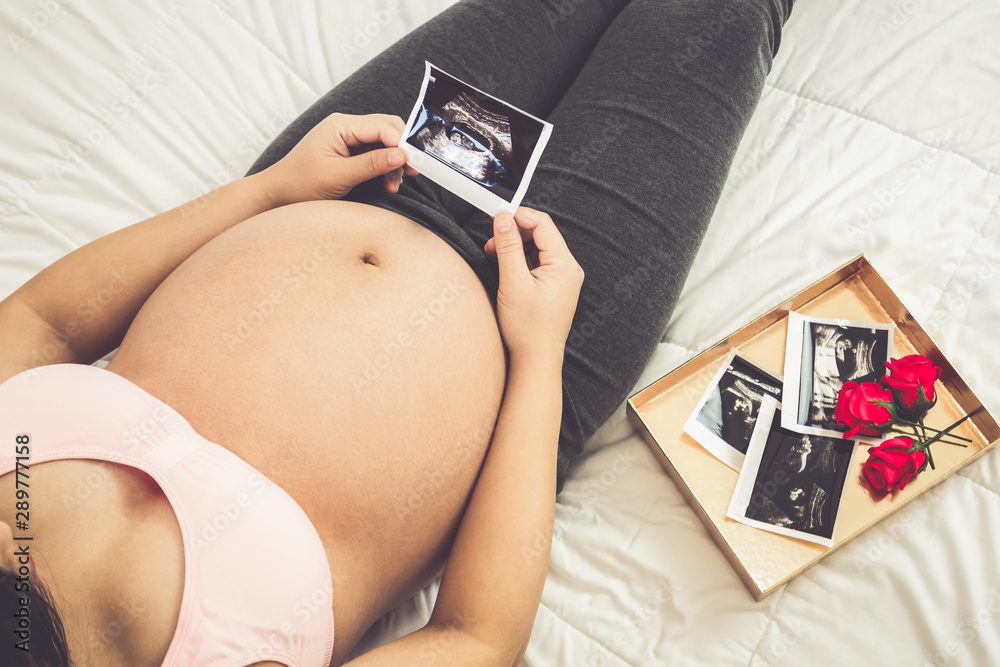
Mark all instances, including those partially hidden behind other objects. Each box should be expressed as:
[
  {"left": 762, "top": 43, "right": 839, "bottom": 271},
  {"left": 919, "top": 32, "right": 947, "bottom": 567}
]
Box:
[
  {"left": 862, "top": 437, "right": 926, "bottom": 492},
  {"left": 884, "top": 355, "right": 941, "bottom": 417},
  {"left": 834, "top": 381, "right": 897, "bottom": 439}
]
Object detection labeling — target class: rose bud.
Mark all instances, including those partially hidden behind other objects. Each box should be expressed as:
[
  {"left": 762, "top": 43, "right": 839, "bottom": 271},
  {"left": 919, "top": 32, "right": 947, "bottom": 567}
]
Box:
[
  {"left": 863, "top": 437, "right": 926, "bottom": 492},
  {"left": 884, "top": 355, "right": 941, "bottom": 419},
  {"left": 834, "top": 380, "right": 897, "bottom": 439}
]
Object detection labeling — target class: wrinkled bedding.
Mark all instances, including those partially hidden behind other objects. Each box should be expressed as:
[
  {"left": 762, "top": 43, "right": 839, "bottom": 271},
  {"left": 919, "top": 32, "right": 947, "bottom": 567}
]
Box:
[{"left": 1, "top": 1, "right": 997, "bottom": 665}]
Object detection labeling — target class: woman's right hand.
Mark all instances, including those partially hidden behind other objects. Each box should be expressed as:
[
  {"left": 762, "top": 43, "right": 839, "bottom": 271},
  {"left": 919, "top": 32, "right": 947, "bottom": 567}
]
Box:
[
  {"left": 484, "top": 207, "right": 584, "bottom": 366},
  {"left": 259, "top": 113, "right": 419, "bottom": 206}
]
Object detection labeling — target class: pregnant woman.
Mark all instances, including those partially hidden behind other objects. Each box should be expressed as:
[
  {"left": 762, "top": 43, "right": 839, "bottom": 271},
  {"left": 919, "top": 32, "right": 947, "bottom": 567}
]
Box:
[{"left": 0, "top": 0, "right": 792, "bottom": 665}]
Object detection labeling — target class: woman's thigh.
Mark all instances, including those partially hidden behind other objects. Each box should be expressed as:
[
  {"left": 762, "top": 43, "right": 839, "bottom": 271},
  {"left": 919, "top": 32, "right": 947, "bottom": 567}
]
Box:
[
  {"left": 245, "top": 0, "right": 796, "bottom": 491},
  {"left": 247, "top": 0, "right": 630, "bottom": 185},
  {"left": 514, "top": 0, "right": 795, "bottom": 485}
]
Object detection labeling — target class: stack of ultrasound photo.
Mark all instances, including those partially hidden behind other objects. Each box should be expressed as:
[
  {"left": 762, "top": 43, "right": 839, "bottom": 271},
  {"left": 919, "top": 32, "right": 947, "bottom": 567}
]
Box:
[{"left": 683, "top": 312, "right": 895, "bottom": 547}]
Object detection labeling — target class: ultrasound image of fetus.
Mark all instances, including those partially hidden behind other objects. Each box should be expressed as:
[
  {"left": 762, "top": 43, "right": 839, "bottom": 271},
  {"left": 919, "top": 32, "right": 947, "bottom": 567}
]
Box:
[
  {"left": 746, "top": 427, "right": 852, "bottom": 539},
  {"left": 807, "top": 324, "right": 889, "bottom": 430},
  {"left": 410, "top": 92, "right": 515, "bottom": 192}
]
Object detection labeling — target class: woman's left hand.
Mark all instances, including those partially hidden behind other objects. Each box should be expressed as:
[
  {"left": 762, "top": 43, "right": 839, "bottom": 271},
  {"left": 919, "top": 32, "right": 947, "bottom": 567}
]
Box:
[
  {"left": 484, "top": 206, "right": 584, "bottom": 366},
  {"left": 258, "top": 112, "right": 419, "bottom": 206}
]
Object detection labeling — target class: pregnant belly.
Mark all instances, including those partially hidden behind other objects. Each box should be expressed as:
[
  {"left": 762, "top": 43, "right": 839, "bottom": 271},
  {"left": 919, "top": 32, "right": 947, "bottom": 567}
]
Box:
[{"left": 106, "top": 200, "right": 506, "bottom": 640}]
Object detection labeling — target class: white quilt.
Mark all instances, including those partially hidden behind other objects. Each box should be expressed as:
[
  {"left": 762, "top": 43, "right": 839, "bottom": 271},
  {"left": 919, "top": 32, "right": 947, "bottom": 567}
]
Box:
[{"left": 2, "top": 1, "right": 998, "bottom": 665}]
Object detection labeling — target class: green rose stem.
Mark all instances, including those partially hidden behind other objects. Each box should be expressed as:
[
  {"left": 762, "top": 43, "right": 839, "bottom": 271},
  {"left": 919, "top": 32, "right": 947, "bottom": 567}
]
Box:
[
  {"left": 896, "top": 419, "right": 972, "bottom": 445},
  {"left": 918, "top": 422, "right": 934, "bottom": 470},
  {"left": 908, "top": 408, "right": 983, "bottom": 471}
]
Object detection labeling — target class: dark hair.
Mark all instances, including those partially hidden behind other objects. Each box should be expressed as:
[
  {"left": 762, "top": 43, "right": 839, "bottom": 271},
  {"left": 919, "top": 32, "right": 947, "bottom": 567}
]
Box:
[{"left": 1, "top": 565, "right": 70, "bottom": 666}]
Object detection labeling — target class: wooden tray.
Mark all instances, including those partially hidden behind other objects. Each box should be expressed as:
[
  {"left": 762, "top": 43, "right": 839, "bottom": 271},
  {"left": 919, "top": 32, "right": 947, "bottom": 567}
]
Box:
[{"left": 626, "top": 255, "right": 1000, "bottom": 600}]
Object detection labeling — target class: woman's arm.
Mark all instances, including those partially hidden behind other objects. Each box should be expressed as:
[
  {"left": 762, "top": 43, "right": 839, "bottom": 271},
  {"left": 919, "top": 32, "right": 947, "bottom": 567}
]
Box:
[
  {"left": 3, "top": 174, "right": 275, "bottom": 370},
  {"left": 0, "top": 113, "right": 411, "bottom": 383},
  {"left": 345, "top": 207, "right": 584, "bottom": 667}
]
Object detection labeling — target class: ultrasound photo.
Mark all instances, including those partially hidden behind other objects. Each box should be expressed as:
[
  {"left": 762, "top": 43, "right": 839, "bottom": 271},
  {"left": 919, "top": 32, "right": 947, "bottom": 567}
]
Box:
[
  {"left": 401, "top": 62, "right": 552, "bottom": 216},
  {"left": 782, "top": 312, "right": 894, "bottom": 441},
  {"left": 727, "top": 396, "right": 855, "bottom": 547},
  {"left": 684, "top": 349, "right": 783, "bottom": 471}
]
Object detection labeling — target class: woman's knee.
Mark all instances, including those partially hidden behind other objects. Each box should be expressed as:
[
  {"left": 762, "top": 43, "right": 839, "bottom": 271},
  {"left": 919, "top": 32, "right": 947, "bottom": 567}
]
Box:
[{"left": 660, "top": 0, "right": 792, "bottom": 74}]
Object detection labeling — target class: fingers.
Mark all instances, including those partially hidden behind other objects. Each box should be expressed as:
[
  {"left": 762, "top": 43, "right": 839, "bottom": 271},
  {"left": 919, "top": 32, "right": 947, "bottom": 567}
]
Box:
[
  {"left": 332, "top": 113, "right": 418, "bottom": 174},
  {"left": 493, "top": 212, "right": 531, "bottom": 291},
  {"left": 328, "top": 145, "right": 402, "bottom": 192},
  {"left": 336, "top": 112, "right": 406, "bottom": 149},
  {"left": 485, "top": 219, "right": 532, "bottom": 256},
  {"left": 485, "top": 207, "right": 572, "bottom": 266},
  {"left": 322, "top": 113, "right": 421, "bottom": 193},
  {"left": 383, "top": 166, "right": 404, "bottom": 194},
  {"left": 515, "top": 206, "right": 572, "bottom": 260}
]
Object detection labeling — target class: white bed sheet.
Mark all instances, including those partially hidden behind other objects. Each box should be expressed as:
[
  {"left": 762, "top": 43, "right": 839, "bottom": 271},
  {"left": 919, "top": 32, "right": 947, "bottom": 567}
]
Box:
[{"left": 2, "top": 1, "right": 998, "bottom": 665}]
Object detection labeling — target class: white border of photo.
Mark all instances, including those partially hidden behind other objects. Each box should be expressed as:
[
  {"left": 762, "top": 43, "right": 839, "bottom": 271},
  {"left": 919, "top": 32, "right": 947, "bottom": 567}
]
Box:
[
  {"left": 781, "top": 311, "right": 895, "bottom": 445},
  {"left": 682, "top": 348, "right": 783, "bottom": 472},
  {"left": 400, "top": 61, "right": 553, "bottom": 217},
  {"left": 726, "top": 396, "right": 852, "bottom": 548}
]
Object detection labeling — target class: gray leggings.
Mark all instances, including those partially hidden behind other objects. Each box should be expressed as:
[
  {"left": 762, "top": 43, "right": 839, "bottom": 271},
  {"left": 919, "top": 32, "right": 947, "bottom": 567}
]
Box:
[{"left": 247, "top": 0, "right": 794, "bottom": 490}]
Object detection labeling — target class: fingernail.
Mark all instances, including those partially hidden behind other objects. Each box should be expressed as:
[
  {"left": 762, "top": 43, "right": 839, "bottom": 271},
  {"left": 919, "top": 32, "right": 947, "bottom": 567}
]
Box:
[
  {"left": 388, "top": 150, "right": 404, "bottom": 167},
  {"left": 497, "top": 214, "right": 512, "bottom": 232}
]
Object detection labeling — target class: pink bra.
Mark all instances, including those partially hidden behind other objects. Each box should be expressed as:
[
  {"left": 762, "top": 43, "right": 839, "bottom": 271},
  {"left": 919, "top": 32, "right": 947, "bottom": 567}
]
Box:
[{"left": 0, "top": 364, "right": 335, "bottom": 666}]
